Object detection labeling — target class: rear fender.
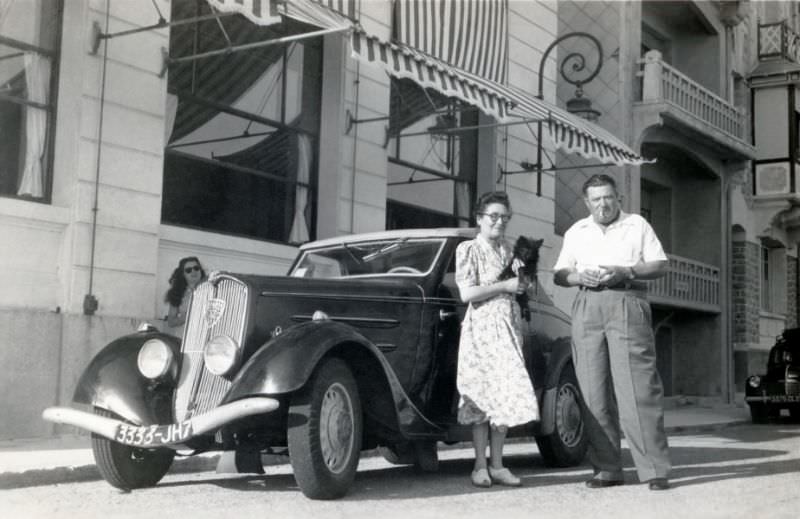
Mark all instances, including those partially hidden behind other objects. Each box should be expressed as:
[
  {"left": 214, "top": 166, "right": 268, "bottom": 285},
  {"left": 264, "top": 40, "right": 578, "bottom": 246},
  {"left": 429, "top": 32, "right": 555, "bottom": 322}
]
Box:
[
  {"left": 225, "top": 320, "right": 443, "bottom": 437},
  {"left": 73, "top": 332, "right": 181, "bottom": 426}
]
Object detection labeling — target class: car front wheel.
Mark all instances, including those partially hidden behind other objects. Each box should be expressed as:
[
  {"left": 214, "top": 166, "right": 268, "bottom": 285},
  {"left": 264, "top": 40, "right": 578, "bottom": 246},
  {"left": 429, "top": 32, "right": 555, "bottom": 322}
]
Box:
[
  {"left": 749, "top": 402, "right": 773, "bottom": 423},
  {"left": 91, "top": 408, "right": 175, "bottom": 490},
  {"left": 535, "top": 365, "right": 588, "bottom": 467},
  {"left": 288, "top": 358, "right": 363, "bottom": 500}
]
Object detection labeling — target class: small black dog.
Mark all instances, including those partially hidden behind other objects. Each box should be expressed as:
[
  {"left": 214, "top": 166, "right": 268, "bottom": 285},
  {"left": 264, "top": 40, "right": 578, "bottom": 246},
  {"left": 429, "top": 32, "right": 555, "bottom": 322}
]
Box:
[{"left": 499, "top": 236, "right": 543, "bottom": 322}]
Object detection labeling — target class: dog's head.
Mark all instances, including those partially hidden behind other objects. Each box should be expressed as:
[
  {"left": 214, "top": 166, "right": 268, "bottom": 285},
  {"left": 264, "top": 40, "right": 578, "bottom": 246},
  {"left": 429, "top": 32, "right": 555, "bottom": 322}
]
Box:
[{"left": 513, "top": 236, "right": 543, "bottom": 276}]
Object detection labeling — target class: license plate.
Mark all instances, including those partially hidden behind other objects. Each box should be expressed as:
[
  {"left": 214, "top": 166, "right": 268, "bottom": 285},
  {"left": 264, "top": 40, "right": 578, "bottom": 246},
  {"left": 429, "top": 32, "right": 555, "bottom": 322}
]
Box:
[
  {"left": 114, "top": 421, "right": 192, "bottom": 447},
  {"left": 764, "top": 394, "right": 800, "bottom": 403}
]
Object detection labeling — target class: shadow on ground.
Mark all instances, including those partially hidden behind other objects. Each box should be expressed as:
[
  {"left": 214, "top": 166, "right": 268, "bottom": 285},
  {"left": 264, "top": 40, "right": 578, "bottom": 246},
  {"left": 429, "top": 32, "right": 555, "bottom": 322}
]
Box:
[{"left": 150, "top": 434, "right": 796, "bottom": 500}]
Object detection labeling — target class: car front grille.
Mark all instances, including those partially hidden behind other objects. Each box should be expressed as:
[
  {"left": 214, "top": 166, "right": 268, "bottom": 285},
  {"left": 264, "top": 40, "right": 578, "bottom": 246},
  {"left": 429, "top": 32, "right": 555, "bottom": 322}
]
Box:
[
  {"left": 173, "top": 274, "right": 249, "bottom": 423},
  {"left": 786, "top": 367, "right": 799, "bottom": 396}
]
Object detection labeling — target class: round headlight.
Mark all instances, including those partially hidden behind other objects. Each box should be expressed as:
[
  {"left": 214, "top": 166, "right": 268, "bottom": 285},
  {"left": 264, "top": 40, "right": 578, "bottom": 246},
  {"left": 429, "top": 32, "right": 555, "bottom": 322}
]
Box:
[
  {"left": 204, "top": 335, "right": 240, "bottom": 376},
  {"left": 748, "top": 375, "right": 761, "bottom": 388},
  {"left": 784, "top": 351, "right": 793, "bottom": 363},
  {"left": 137, "top": 339, "right": 174, "bottom": 379}
]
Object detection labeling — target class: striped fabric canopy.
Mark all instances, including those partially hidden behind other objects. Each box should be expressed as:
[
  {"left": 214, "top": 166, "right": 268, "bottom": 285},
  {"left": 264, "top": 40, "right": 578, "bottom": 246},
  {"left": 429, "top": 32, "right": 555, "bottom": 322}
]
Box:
[
  {"left": 205, "top": 0, "right": 353, "bottom": 28},
  {"left": 203, "top": 0, "right": 648, "bottom": 166},
  {"left": 350, "top": 30, "right": 512, "bottom": 122},
  {"left": 394, "top": 0, "right": 508, "bottom": 83},
  {"left": 501, "top": 84, "right": 650, "bottom": 166}
]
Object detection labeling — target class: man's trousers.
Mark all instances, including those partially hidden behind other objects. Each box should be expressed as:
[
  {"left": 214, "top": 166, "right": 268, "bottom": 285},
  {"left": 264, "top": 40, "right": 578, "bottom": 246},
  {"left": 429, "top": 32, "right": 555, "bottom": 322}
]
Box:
[{"left": 570, "top": 287, "right": 671, "bottom": 482}]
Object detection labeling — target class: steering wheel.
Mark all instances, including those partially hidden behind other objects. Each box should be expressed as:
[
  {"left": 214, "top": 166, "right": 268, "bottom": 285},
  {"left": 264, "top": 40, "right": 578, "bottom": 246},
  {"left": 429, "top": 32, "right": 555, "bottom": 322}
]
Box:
[{"left": 387, "top": 266, "right": 422, "bottom": 274}]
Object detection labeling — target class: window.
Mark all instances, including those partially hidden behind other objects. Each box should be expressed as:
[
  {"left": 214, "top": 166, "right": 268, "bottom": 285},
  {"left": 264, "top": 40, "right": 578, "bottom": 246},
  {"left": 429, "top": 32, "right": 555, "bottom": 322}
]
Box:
[
  {"left": 761, "top": 243, "right": 787, "bottom": 314},
  {"left": 385, "top": 78, "right": 478, "bottom": 230},
  {"left": 162, "top": 1, "right": 321, "bottom": 243},
  {"left": 640, "top": 179, "right": 672, "bottom": 252},
  {"left": 0, "top": 0, "right": 62, "bottom": 201}
]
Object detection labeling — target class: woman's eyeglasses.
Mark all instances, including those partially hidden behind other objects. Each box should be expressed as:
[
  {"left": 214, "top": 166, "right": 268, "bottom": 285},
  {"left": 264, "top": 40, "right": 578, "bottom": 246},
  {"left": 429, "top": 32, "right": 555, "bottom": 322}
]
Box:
[
  {"left": 479, "top": 213, "right": 512, "bottom": 223},
  {"left": 184, "top": 265, "right": 201, "bottom": 274}
]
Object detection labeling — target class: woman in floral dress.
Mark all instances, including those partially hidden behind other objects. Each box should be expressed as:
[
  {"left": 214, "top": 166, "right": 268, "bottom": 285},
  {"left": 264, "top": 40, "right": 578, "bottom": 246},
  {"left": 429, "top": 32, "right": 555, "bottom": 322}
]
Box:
[{"left": 456, "top": 191, "right": 539, "bottom": 488}]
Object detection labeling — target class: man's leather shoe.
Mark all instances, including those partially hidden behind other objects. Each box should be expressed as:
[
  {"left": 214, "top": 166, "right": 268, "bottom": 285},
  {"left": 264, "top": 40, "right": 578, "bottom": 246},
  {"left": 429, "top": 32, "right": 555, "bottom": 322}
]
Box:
[
  {"left": 647, "top": 478, "right": 670, "bottom": 491},
  {"left": 585, "top": 477, "right": 624, "bottom": 489}
]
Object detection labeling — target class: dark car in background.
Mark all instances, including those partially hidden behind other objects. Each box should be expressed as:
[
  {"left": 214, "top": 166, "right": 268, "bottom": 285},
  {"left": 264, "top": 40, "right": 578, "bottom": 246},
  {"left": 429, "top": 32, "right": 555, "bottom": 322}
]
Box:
[
  {"left": 745, "top": 327, "right": 800, "bottom": 423},
  {"left": 43, "top": 228, "right": 586, "bottom": 499}
]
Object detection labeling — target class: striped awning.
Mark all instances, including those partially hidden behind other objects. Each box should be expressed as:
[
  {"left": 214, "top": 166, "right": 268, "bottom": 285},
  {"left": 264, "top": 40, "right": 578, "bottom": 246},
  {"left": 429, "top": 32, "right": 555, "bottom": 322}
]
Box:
[
  {"left": 203, "top": 0, "right": 648, "bottom": 166},
  {"left": 205, "top": 0, "right": 353, "bottom": 29},
  {"left": 394, "top": 0, "right": 508, "bottom": 84},
  {"left": 350, "top": 30, "right": 512, "bottom": 122},
  {"left": 501, "top": 84, "right": 649, "bottom": 166}
]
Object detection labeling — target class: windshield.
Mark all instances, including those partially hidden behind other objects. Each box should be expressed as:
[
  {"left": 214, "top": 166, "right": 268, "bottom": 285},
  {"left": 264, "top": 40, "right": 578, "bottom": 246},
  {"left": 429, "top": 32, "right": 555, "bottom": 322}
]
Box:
[{"left": 291, "top": 238, "right": 445, "bottom": 278}]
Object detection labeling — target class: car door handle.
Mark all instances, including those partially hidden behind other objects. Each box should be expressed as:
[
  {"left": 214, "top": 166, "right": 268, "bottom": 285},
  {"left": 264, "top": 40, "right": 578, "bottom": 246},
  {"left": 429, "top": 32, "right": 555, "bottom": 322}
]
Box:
[{"left": 439, "top": 309, "right": 457, "bottom": 321}]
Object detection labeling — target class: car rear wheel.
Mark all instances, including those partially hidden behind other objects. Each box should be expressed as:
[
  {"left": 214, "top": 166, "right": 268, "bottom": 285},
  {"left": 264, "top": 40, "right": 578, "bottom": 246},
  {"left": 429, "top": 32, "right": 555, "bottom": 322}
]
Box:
[
  {"left": 288, "top": 358, "right": 362, "bottom": 500},
  {"left": 91, "top": 408, "right": 175, "bottom": 490},
  {"left": 535, "top": 365, "right": 588, "bottom": 467}
]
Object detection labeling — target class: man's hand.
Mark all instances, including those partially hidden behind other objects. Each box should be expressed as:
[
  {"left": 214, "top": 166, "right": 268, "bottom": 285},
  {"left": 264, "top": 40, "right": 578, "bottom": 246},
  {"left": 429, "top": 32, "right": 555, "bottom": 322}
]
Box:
[
  {"left": 577, "top": 268, "right": 606, "bottom": 287},
  {"left": 598, "top": 265, "right": 633, "bottom": 286}
]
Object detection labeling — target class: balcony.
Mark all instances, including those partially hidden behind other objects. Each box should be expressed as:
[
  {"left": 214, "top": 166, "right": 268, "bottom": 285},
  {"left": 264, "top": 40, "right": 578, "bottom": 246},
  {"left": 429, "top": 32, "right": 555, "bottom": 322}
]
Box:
[
  {"left": 634, "top": 50, "right": 755, "bottom": 160},
  {"left": 646, "top": 254, "right": 720, "bottom": 314}
]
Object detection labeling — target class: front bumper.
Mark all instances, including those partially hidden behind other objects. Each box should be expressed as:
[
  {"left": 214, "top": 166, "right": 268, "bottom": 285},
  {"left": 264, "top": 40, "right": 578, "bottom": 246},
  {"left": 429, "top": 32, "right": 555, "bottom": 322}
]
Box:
[{"left": 42, "top": 397, "right": 279, "bottom": 449}]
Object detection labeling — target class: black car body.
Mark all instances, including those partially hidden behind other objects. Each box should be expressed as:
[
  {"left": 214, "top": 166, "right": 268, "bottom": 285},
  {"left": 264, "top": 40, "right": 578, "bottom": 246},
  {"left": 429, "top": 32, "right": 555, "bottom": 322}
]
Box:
[
  {"left": 43, "top": 228, "right": 586, "bottom": 499},
  {"left": 745, "top": 327, "right": 800, "bottom": 422}
]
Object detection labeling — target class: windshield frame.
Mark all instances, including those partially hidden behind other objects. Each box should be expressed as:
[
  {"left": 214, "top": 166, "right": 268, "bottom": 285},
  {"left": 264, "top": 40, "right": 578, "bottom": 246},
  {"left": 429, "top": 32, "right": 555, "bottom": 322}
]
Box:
[{"left": 289, "top": 237, "right": 448, "bottom": 279}]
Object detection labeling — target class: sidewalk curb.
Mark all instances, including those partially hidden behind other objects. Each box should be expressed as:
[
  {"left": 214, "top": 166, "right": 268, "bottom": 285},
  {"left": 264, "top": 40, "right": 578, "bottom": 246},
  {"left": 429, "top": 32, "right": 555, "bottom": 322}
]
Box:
[{"left": 0, "top": 419, "right": 749, "bottom": 490}]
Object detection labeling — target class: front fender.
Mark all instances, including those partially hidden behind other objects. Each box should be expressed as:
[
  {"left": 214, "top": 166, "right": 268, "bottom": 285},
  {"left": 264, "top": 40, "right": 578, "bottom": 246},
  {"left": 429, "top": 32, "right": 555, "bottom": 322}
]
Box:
[
  {"left": 73, "top": 332, "right": 181, "bottom": 426},
  {"left": 544, "top": 336, "right": 574, "bottom": 389},
  {"left": 225, "top": 320, "right": 444, "bottom": 437}
]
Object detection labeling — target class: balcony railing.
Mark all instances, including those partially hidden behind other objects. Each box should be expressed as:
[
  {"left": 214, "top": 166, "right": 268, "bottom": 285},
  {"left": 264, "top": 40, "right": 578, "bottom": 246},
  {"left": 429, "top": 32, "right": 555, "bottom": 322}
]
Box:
[
  {"left": 638, "top": 50, "right": 747, "bottom": 142},
  {"left": 647, "top": 254, "right": 720, "bottom": 313}
]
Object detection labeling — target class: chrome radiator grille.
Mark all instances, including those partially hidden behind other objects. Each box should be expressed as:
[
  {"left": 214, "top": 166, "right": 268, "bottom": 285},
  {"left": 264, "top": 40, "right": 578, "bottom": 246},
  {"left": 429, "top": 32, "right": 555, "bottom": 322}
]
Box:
[
  {"left": 787, "top": 367, "right": 799, "bottom": 396},
  {"left": 173, "top": 275, "right": 249, "bottom": 423}
]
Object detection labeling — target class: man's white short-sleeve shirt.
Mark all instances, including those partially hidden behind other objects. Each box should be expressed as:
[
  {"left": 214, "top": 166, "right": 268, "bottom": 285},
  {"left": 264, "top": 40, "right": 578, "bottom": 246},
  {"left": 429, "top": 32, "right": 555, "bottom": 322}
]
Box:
[{"left": 553, "top": 211, "right": 667, "bottom": 273}]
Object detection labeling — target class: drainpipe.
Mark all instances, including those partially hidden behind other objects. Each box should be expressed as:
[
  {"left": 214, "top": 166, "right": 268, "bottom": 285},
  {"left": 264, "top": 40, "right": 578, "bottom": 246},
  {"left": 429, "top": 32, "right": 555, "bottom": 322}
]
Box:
[
  {"left": 83, "top": 0, "right": 111, "bottom": 315},
  {"left": 722, "top": 166, "right": 736, "bottom": 404}
]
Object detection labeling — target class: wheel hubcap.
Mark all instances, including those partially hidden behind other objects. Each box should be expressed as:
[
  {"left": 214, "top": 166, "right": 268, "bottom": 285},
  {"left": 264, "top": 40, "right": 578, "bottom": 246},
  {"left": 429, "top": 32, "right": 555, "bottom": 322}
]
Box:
[
  {"left": 319, "top": 382, "right": 354, "bottom": 474},
  {"left": 555, "top": 383, "right": 583, "bottom": 448}
]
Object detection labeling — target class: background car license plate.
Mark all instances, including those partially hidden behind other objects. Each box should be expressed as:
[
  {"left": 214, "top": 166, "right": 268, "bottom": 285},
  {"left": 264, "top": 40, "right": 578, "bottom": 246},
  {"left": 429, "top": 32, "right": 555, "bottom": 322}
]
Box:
[
  {"left": 115, "top": 421, "right": 192, "bottom": 447},
  {"left": 769, "top": 394, "right": 800, "bottom": 403}
]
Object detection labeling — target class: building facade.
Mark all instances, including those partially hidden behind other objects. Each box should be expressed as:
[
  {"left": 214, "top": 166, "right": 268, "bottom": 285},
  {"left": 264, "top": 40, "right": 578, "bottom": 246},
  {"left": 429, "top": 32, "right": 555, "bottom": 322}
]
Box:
[
  {"left": 554, "top": 0, "right": 800, "bottom": 402},
  {"left": 2, "top": 0, "right": 795, "bottom": 440}
]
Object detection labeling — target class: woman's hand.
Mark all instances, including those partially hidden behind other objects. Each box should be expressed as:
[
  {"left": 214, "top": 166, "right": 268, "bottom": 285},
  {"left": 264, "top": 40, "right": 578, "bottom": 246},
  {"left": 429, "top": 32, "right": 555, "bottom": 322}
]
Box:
[{"left": 502, "top": 277, "right": 527, "bottom": 294}]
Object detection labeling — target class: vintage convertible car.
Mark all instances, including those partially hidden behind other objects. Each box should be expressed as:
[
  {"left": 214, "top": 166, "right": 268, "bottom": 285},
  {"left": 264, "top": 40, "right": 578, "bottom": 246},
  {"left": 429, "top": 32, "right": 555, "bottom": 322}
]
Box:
[
  {"left": 745, "top": 327, "right": 800, "bottom": 423},
  {"left": 43, "top": 228, "right": 586, "bottom": 499}
]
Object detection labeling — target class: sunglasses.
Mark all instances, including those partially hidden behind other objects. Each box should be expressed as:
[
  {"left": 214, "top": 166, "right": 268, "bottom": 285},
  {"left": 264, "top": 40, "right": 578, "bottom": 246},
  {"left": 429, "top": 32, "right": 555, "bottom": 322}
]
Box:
[
  {"left": 184, "top": 265, "right": 201, "bottom": 274},
  {"left": 479, "top": 213, "right": 512, "bottom": 223}
]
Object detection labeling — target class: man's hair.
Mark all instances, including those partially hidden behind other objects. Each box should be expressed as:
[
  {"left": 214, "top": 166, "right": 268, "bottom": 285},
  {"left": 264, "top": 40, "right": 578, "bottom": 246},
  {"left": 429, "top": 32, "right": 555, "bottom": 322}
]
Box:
[{"left": 581, "top": 174, "right": 618, "bottom": 196}]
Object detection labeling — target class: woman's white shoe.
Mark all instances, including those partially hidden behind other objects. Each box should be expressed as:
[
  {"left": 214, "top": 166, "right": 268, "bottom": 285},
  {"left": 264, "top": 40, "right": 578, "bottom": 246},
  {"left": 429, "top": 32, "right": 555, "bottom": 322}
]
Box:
[{"left": 489, "top": 467, "right": 522, "bottom": 487}]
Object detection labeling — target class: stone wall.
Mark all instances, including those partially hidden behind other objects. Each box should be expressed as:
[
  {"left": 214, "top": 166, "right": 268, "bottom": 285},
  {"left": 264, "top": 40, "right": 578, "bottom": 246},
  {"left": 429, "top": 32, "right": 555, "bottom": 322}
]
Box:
[
  {"left": 732, "top": 239, "right": 760, "bottom": 345},
  {"left": 788, "top": 253, "right": 798, "bottom": 329}
]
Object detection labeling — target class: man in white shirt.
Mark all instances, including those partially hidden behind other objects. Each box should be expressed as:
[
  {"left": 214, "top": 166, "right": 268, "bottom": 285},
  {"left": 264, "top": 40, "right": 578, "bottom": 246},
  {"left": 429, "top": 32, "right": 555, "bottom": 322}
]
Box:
[{"left": 553, "top": 174, "right": 671, "bottom": 491}]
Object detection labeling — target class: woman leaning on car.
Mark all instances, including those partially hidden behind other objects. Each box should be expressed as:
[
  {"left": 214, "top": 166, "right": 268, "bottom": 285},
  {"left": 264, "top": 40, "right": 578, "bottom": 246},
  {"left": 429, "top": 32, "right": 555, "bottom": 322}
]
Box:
[{"left": 165, "top": 256, "right": 207, "bottom": 337}]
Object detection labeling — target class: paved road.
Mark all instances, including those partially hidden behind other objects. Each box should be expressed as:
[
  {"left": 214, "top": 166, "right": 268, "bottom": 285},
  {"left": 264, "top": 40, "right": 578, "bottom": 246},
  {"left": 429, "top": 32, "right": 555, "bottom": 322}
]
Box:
[{"left": 4, "top": 423, "right": 799, "bottom": 519}]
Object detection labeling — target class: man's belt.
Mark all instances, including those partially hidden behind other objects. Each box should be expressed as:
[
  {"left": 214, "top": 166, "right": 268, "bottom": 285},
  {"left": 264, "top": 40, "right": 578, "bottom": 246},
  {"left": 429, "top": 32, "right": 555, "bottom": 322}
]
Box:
[{"left": 579, "top": 280, "right": 648, "bottom": 292}]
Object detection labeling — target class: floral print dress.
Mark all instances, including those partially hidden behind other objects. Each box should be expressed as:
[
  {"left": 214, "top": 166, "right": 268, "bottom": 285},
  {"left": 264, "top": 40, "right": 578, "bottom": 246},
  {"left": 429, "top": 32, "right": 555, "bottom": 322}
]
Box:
[{"left": 455, "top": 235, "right": 539, "bottom": 428}]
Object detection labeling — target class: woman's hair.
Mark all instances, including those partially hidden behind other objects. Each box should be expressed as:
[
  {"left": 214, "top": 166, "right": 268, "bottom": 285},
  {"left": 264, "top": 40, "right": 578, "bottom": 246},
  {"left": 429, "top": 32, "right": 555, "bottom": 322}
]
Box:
[
  {"left": 165, "top": 256, "right": 206, "bottom": 307},
  {"left": 474, "top": 191, "right": 511, "bottom": 220}
]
